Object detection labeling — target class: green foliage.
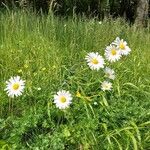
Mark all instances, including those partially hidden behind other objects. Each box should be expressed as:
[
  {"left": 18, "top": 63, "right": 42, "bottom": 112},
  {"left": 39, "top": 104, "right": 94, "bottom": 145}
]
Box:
[{"left": 0, "top": 10, "right": 150, "bottom": 149}]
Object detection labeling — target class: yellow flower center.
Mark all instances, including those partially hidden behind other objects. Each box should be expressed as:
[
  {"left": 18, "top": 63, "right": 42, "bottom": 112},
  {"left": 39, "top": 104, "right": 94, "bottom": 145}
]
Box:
[
  {"left": 60, "top": 96, "right": 67, "bottom": 103},
  {"left": 104, "top": 84, "right": 111, "bottom": 90},
  {"left": 111, "top": 49, "right": 117, "bottom": 55},
  {"left": 13, "top": 83, "right": 20, "bottom": 90},
  {"left": 105, "top": 85, "right": 109, "bottom": 89},
  {"left": 91, "top": 58, "right": 99, "bottom": 64},
  {"left": 119, "top": 43, "right": 125, "bottom": 50}
]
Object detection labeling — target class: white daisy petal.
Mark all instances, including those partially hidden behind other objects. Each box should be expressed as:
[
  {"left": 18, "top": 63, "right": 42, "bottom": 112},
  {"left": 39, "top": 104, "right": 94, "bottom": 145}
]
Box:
[
  {"left": 104, "top": 67, "right": 115, "bottom": 80},
  {"left": 85, "top": 52, "right": 105, "bottom": 70},
  {"left": 105, "top": 45, "right": 121, "bottom": 62},
  {"left": 113, "top": 37, "right": 131, "bottom": 56},
  {"left": 5, "top": 76, "right": 25, "bottom": 98},
  {"left": 54, "top": 90, "right": 72, "bottom": 109},
  {"left": 101, "top": 81, "right": 112, "bottom": 91}
]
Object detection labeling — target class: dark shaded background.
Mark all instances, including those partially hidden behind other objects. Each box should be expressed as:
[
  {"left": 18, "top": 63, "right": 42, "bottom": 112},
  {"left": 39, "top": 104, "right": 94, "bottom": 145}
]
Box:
[{"left": 0, "top": 0, "right": 149, "bottom": 23}]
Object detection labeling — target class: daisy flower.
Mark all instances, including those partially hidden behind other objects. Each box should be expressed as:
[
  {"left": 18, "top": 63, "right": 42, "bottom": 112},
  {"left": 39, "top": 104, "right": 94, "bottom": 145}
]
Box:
[
  {"left": 54, "top": 90, "right": 72, "bottom": 109},
  {"left": 105, "top": 45, "right": 121, "bottom": 62},
  {"left": 104, "top": 67, "right": 115, "bottom": 80},
  {"left": 113, "top": 37, "right": 131, "bottom": 56},
  {"left": 5, "top": 76, "right": 25, "bottom": 98},
  {"left": 85, "top": 52, "right": 105, "bottom": 70},
  {"left": 101, "top": 81, "right": 112, "bottom": 91}
]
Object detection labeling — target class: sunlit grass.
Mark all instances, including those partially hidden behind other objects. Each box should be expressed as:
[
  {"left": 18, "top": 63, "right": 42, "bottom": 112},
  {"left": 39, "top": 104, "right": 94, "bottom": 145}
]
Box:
[{"left": 0, "top": 10, "right": 150, "bottom": 149}]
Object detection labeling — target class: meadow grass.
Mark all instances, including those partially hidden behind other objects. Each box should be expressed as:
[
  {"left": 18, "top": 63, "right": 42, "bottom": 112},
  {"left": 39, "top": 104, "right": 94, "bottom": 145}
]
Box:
[{"left": 0, "top": 10, "right": 150, "bottom": 149}]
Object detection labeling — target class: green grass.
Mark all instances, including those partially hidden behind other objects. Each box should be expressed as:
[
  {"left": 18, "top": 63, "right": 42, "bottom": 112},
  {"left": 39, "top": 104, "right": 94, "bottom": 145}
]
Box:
[{"left": 0, "top": 10, "right": 150, "bottom": 150}]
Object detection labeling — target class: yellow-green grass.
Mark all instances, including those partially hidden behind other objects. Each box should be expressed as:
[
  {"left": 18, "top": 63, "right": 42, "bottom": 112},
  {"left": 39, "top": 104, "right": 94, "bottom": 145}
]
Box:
[{"left": 0, "top": 10, "right": 150, "bottom": 149}]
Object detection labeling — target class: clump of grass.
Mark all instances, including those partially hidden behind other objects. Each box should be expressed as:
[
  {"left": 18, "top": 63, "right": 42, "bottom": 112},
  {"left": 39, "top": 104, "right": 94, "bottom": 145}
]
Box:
[{"left": 0, "top": 10, "right": 150, "bottom": 149}]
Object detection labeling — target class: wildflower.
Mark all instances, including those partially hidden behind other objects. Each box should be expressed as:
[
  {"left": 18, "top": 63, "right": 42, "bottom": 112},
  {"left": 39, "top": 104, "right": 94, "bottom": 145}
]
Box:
[
  {"left": 105, "top": 45, "right": 121, "bottom": 62},
  {"left": 76, "top": 91, "right": 81, "bottom": 98},
  {"left": 18, "top": 69, "right": 23, "bottom": 73},
  {"left": 104, "top": 67, "right": 115, "bottom": 80},
  {"left": 37, "top": 87, "right": 41, "bottom": 91},
  {"left": 85, "top": 52, "right": 105, "bottom": 71},
  {"left": 5, "top": 76, "right": 25, "bottom": 97},
  {"left": 113, "top": 37, "right": 131, "bottom": 56},
  {"left": 101, "top": 81, "right": 112, "bottom": 91},
  {"left": 54, "top": 90, "right": 72, "bottom": 109},
  {"left": 24, "top": 64, "right": 28, "bottom": 68}
]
